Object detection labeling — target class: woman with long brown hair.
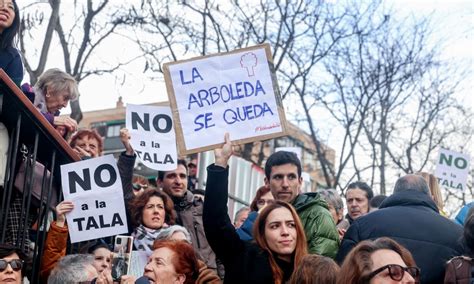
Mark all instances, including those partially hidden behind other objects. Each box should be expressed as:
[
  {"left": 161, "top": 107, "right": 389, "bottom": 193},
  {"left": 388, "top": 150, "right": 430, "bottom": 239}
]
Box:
[{"left": 203, "top": 134, "right": 308, "bottom": 284}]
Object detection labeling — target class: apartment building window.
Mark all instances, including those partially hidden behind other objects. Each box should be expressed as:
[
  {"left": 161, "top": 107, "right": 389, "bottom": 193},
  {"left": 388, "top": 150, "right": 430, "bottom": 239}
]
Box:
[{"left": 107, "top": 124, "right": 122, "bottom": 137}]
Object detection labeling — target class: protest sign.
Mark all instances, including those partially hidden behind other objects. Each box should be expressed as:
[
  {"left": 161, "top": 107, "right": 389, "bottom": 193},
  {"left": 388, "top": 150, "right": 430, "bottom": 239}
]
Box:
[
  {"left": 164, "top": 43, "right": 288, "bottom": 155},
  {"left": 434, "top": 148, "right": 470, "bottom": 191},
  {"left": 60, "top": 155, "right": 128, "bottom": 243},
  {"left": 126, "top": 104, "right": 177, "bottom": 171}
]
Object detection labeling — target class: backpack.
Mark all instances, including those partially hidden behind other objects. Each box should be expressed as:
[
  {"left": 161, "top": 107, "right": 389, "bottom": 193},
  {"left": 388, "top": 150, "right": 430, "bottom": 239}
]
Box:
[{"left": 445, "top": 256, "right": 474, "bottom": 284}]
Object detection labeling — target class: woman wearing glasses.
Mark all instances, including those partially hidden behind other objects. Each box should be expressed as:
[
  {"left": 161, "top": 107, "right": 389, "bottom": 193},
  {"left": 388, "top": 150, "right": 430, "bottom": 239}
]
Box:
[
  {"left": 237, "top": 185, "right": 275, "bottom": 241},
  {"left": 337, "top": 237, "right": 420, "bottom": 284},
  {"left": 0, "top": 244, "right": 25, "bottom": 284}
]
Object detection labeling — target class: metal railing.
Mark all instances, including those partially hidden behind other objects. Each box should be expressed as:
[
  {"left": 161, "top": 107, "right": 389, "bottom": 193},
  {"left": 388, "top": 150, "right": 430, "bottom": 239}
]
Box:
[{"left": 0, "top": 69, "right": 79, "bottom": 283}]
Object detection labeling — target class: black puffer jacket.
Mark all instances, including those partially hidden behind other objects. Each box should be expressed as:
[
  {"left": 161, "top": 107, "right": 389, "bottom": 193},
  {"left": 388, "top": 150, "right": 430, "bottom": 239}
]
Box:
[{"left": 336, "top": 191, "right": 464, "bottom": 284}]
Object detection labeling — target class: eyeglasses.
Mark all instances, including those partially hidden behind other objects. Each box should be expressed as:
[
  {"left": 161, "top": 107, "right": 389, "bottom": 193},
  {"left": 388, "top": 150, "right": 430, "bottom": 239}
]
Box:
[
  {"left": 132, "top": 183, "right": 148, "bottom": 191},
  {"left": 0, "top": 259, "right": 24, "bottom": 272},
  {"left": 365, "top": 264, "right": 420, "bottom": 282},
  {"left": 256, "top": 199, "right": 275, "bottom": 206}
]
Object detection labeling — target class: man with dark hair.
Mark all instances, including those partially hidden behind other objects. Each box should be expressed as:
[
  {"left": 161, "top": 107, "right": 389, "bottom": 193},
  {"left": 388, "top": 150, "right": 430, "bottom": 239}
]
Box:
[
  {"left": 243, "top": 150, "right": 338, "bottom": 257},
  {"left": 345, "top": 181, "right": 373, "bottom": 223},
  {"left": 336, "top": 174, "right": 463, "bottom": 283},
  {"left": 157, "top": 160, "right": 220, "bottom": 276}
]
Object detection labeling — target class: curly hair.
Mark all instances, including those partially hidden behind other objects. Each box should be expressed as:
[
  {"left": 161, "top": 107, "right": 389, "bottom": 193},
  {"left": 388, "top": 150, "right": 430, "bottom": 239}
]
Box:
[{"left": 128, "top": 189, "right": 176, "bottom": 228}]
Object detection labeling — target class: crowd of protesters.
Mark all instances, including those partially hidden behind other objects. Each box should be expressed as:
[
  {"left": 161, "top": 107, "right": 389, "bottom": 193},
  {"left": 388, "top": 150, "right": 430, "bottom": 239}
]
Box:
[{"left": 1, "top": 0, "right": 473, "bottom": 283}]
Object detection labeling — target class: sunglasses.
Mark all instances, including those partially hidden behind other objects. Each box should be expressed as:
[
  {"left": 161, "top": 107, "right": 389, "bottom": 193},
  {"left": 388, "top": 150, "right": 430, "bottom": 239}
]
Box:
[
  {"left": 365, "top": 264, "right": 420, "bottom": 282},
  {"left": 0, "top": 259, "right": 24, "bottom": 272},
  {"left": 132, "top": 183, "right": 148, "bottom": 191}
]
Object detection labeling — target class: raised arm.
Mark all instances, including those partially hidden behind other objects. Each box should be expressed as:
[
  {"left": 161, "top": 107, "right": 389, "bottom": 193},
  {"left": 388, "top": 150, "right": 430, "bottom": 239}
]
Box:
[
  {"left": 117, "top": 128, "right": 136, "bottom": 202},
  {"left": 203, "top": 133, "right": 244, "bottom": 265},
  {"left": 40, "top": 201, "right": 74, "bottom": 282}
]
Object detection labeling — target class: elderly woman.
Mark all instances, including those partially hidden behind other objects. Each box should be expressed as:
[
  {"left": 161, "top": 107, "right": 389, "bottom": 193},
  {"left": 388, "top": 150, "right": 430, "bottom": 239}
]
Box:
[
  {"left": 0, "top": 243, "right": 25, "bottom": 284},
  {"left": 21, "top": 68, "right": 78, "bottom": 132},
  {"left": 155, "top": 225, "right": 222, "bottom": 284},
  {"left": 337, "top": 237, "right": 420, "bottom": 284},
  {"left": 142, "top": 240, "right": 199, "bottom": 284},
  {"left": 69, "top": 129, "right": 103, "bottom": 159},
  {"left": 204, "top": 135, "right": 308, "bottom": 284},
  {"left": 318, "top": 188, "right": 348, "bottom": 240}
]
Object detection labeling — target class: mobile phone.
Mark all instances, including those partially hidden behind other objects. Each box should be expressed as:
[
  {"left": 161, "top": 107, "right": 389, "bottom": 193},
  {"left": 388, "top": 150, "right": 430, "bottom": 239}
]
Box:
[{"left": 111, "top": 235, "right": 133, "bottom": 281}]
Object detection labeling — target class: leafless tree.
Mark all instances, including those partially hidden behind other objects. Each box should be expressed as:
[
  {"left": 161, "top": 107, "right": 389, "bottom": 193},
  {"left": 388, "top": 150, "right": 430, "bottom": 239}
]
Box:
[{"left": 125, "top": 0, "right": 471, "bottom": 208}]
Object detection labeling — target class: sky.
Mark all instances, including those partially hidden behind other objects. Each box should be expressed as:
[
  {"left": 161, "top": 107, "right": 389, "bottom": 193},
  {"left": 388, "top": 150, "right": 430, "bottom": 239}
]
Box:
[
  {"left": 22, "top": 0, "right": 468, "bottom": 114},
  {"left": 17, "top": 0, "right": 472, "bottom": 211}
]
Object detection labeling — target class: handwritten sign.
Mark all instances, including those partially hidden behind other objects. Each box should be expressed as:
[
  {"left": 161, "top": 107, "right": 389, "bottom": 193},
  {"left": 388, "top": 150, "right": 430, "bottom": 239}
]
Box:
[
  {"left": 435, "top": 148, "right": 470, "bottom": 191},
  {"left": 126, "top": 104, "right": 177, "bottom": 171},
  {"left": 164, "top": 43, "right": 287, "bottom": 155},
  {"left": 60, "top": 155, "right": 128, "bottom": 243}
]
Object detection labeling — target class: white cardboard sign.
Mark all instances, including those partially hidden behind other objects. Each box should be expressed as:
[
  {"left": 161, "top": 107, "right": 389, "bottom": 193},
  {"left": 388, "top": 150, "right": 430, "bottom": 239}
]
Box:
[
  {"left": 434, "top": 148, "right": 470, "bottom": 191},
  {"left": 164, "top": 44, "right": 287, "bottom": 155},
  {"left": 60, "top": 155, "right": 128, "bottom": 243},
  {"left": 126, "top": 104, "right": 178, "bottom": 171}
]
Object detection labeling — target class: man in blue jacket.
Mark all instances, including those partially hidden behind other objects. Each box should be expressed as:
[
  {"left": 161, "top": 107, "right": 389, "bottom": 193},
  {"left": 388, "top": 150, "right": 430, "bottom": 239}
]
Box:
[{"left": 336, "top": 174, "right": 463, "bottom": 284}]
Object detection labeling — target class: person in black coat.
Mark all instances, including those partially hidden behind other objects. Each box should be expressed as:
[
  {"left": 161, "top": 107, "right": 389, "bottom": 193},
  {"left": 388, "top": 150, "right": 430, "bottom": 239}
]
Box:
[
  {"left": 336, "top": 174, "right": 464, "bottom": 284},
  {"left": 0, "top": 0, "right": 23, "bottom": 85},
  {"left": 203, "top": 134, "right": 308, "bottom": 284}
]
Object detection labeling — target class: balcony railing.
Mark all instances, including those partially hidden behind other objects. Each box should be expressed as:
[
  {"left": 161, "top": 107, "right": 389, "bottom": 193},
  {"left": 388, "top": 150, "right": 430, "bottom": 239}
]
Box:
[{"left": 0, "top": 69, "right": 79, "bottom": 283}]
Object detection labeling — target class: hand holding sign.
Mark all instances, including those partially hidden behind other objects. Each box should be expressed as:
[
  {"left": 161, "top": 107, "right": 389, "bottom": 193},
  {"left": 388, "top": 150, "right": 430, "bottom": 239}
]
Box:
[
  {"left": 164, "top": 43, "right": 288, "bottom": 155},
  {"left": 126, "top": 104, "right": 178, "bottom": 171},
  {"left": 55, "top": 200, "right": 74, "bottom": 228},
  {"left": 60, "top": 155, "right": 128, "bottom": 243},
  {"left": 120, "top": 128, "right": 134, "bottom": 156},
  {"left": 214, "top": 133, "right": 234, "bottom": 168}
]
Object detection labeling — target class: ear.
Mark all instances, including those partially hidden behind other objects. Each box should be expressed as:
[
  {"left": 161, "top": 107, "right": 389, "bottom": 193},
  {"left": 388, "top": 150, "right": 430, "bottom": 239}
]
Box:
[
  {"left": 175, "top": 274, "right": 186, "bottom": 284},
  {"left": 264, "top": 177, "right": 269, "bottom": 186},
  {"left": 45, "top": 86, "right": 51, "bottom": 98}
]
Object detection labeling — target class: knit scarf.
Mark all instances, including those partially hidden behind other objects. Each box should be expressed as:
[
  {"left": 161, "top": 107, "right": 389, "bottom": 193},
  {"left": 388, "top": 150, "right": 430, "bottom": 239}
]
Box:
[{"left": 131, "top": 224, "right": 162, "bottom": 255}]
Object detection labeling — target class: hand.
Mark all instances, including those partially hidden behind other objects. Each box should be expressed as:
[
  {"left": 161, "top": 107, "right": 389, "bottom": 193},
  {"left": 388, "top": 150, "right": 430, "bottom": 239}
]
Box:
[
  {"left": 338, "top": 227, "right": 346, "bottom": 241},
  {"left": 55, "top": 200, "right": 74, "bottom": 227},
  {"left": 73, "top": 145, "right": 92, "bottom": 159},
  {"left": 214, "top": 132, "right": 233, "bottom": 168},
  {"left": 119, "top": 128, "right": 134, "bottom": 155},
  {"left": 54, "top": 116, "right": 77, "bottom": 133},
  {"left": 95, "top": 269, "right": 114, "bottom": 284}
]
